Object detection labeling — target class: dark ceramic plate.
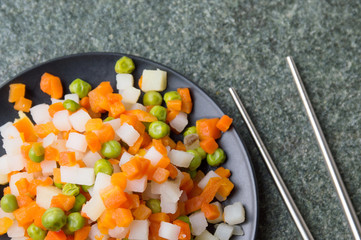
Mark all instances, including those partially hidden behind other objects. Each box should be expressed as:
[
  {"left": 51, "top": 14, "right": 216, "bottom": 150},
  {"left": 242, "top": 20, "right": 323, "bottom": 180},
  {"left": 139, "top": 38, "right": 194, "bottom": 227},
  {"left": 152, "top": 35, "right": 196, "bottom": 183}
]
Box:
[{"left": 0, "top": 53, "right": 258, "bottom": 239}]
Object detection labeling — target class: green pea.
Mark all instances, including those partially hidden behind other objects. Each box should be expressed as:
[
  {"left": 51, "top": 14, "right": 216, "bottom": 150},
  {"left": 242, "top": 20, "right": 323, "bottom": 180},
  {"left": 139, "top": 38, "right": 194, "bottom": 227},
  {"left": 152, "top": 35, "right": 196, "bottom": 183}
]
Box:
[
  {"left": 81, "top": 184, "right": 93, "bottom": 193},
  {"left": 27, "top": 223, "right": 46, "bottom": 240},
  {"left": 104, "top": 116, "right": 115, "bottom": 122},
  {"left": 64, "top": 212, "right": 85, "bottom": 233},
  {"left": 183, "top": 126, "right": 197, "bottom": 137},
  {"left": 115, "top": 56, "right": 135, "bottom": 74},
  {"left": 54, "top": 182, "right": 63, "bottom": 189},
  {"left": 69, "top": 78, "right": 92, "bottom": 98},
  {"left": 101, "top": 140, "right": 122, "bottom": 159},
  {"left": 1, "top": 194, "right": 18, "bottom": 213},
  {"left": 146, "top": 199, "right": 161, "bottom": 213},
  {"left": 148, "top": 121, "right": 170, "bottom": 139},
  {"left": 163, "top": 91, "right": 181, "bottom": 104},
  {"left": 188, "top": 169, "right": 197, "bottom": 179},
  {"left": 149, "top": 106, "right": 167, "bottom": 122},
  {"left": 187, "top": 149, "right": 202, "bottom": 171},
  {"left": 177, "top": 215, "right": 190, "bottom": 224},
  {"left": 62, "top": 183, "right": 80, "bottom": 196},
  {"left": 29, "top": 143, "right": 45, "bottom": 163},
  {"left": 207, "top": 148, "right": 226, "bottom": 167},
  {"left": 94, "top": 159, "right": 114, "bottom": 176},
  {"left": 195, "top": 147, "right": 207, "bottom": 160},
  {"left": 63, "top": 99, "right": 80, "bottom": 112},
  {"left": 143, "top": 91, "right": 162, "bottom": 106},
  {"left": 71, "top": 194, "right": 87, "bottom": 212},
  {"left": 41, "top": 207, "right": 67, "bottom": 231}
]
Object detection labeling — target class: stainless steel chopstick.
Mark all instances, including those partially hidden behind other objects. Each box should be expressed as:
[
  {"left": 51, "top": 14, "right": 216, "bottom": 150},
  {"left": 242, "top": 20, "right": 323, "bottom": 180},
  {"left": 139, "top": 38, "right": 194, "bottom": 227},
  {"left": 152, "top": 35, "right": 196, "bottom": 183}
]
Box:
[
  {"left": 229, "top": 87, "right": 314, "bottom": 240},
  {"left": 286, "top": 56, "right": 361, "bottom": 240}
]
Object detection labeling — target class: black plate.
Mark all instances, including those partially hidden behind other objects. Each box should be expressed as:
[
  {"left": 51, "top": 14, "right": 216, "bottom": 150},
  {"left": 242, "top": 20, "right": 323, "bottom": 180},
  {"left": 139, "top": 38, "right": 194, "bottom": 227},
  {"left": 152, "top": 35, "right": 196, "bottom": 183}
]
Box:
[{"left": 0, "top": 53, "right": 258, "bottom": 239}]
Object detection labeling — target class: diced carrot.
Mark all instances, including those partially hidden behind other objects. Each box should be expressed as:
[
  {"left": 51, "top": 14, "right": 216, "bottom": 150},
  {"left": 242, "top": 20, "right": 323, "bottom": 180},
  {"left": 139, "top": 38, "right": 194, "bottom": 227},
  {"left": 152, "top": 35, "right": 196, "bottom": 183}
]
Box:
[
  {"left": 85, "top": 131, "right": 101, "bottom": 152},
  {"left": 175, "top": 141, "right": 186, "bottom": 151},
  {"left": 13, "top": 116, "right": 37, "bottom": 142},
  {"left": 80, "top": 96, "right": 90, "bottom": 109},
  {"left": 165, "top": 164, "right": 178, "bottom": 179},
  {"left": 214, "top": 167, "right": 231, "bottom": 178},
  {"left": 77, "top": 160, "right": 86, "bottom": 168},
  {"left": 149, "top": 213, "right": 170, "bottom": 223},
  {"left": 13, "top": 201, "right": 38, "bottom": 227},
  {"left": 180, "top": 172, "right": 193, "bottom": 194},
  {"left": 199, "top": 138, "right": 218, "bottom": 154},
  {"left": 196, "top": 118, "right": 221, "bottom": 140},
  {"left": 216, "top": 114, "right": 233, "bottom": 132},
  {"left": 3, "top": 186, "right": 11, "bottom": 195},
  {"left": 53, "top": 168, "right": 62, "bottom": 184},
  {"left": 166, "top": 100, "right": 182, "bottom": 111},
  {"left": 40, "top": 73, "right": 63, "bottom": 99},
  {"left": 74, "top": 226, "right": 91, "bottom": 240},
  {"left": 16, "top": 194, "right": 33, "bottom": 208},
  {"left": 185, "top": 196, "right": 203, "bottom": 215},
  {"left": 100, "top": 185, "right": 128, "bottom": 209},
  {"left": 98, "top": 209, "right": 116, "bottom": 229},
  {"left": 0, "top": 217, "right": 13, "bottom": 235},
  {"left": 166, "top": 110, "right": 179, "bottom": 122},
  {"left": 59, "top": 152, "right": 77, "bottom": 166},
  {"left": 48, "top": 102, "right": 66, "bottom": 117},
  {"left": 44, "top": 146, "right": 59, "bottom": 161},
  {"left": 123, "top": 193, "right": 140, "bottom": 210},
  {"left": 9, "top": 83, "right": 26, "bottom": 103},
  {"left": 133, "top": 204, "right": 152, "bottom": 220},
  {"left": 200, "top": 177, "right": 222, "bottom": 204},
  {"left": 138, "top": 76, "right": 143, "bottom": 88},
  {"left": 141, "top": 132, "right": 152, "bottom": 148},
  {"left": 173, "top": 219, "right": 191, "bottom": 240},
  {"left": 149, "top": 222, "right": 163, "bottom": 240},
  {"left": 127, "top": 135, "right": 143, "bottom": 155},
  {"left": 152, "top": 167, "right": 170, "bottom": 184},
  {"left": 85, "top": 118, "right": 103, "bottom": 132},
  {"left": 121, "top": 157, "right": 150, "bottom": 180},
  {"left": 111, "top": 172, "right": 127, "bottom": 190},
  {"left": 193, "top": 170, "right": 205, "bottom": 184},
  {"left": 124, "top": 109, "right": 157, "bottom": 122},
  {"left": 40, "top": 73, "right": 53, "bottom": 95},
  {"left": 15, "top": 178, "right": 29, "bottom": 196},
  {"left": 88, "top": 82, "right": 113, "bottom": 113},
  {"left": 50, "top": 194, "right": 75, "bottom": 211},
  {"left": 28, "top": 178, "right": 53, "bottom": 197},
  {"left": 95, "top": 123, "right": 115, "bottom": 144},
  {"left": 187, "top": 184, "right": 203, "bottom": 199},
  {"left": 201, "top": 203, "right": 220, "bottom": 220},
  {"left": 152, "top": 139, "right": 168, "bottom": 156},
  {"left": 45, "top": 230, "right": 67, "bottom": 240},
  {"left": 33, "top": 206, "right": 46, "bottom": 230},
  {"left": 120, "top": 114, "right": 145, "bottom": 135},
  {"left": 177, "top": 88, "right": 193, "bottom": 114},
  {"left": 217, "top": 177, "right": 234, "bottom": 200},
  {"left": 160, "top": 136, "right": 176, "bottom": 149},
  {"left": 26, "top": 159, "right": 42, "bottom": 173},
  {"left": 107, "top": 93, "right": 125, "bottom": 118},
  {"left": 112, "top": 208, "right": 133, "bottom": 227},
  {"left": 34, "top": 122, "right": 59, "bottom": 138}
]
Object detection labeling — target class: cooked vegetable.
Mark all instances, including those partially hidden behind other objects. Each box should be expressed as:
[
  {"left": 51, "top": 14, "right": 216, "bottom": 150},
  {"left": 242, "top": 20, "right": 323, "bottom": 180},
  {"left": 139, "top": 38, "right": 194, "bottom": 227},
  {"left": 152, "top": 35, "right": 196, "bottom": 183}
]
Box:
[
  {"left": 187, "top": 149, "right": 202, "bottom": 171},
  {"left": 149, "top": 105, "right": 167, "bottom": 122},
  {"left": 143, "top": 91, "right": 162, "bottom": 106},
  {"left": 62, "top": 183, "right": 80, "bottom": 196},
  {"left": 1, "top": 194, "right": 18, "bottom": 212},
  {"left": 29, "top": 143, "right": 45, "bottom": 163},
  {"left": 27, "top": 223, "right": 46, "bottom": 240},
  {"left": 148, "top": 121, "right": 170, "bottom": 139},
  {"left": 64, "top": 212, "right": 85, "bottom": 233},
  {"left": 216, "top": 115, "right": 233, "bottom": 132},
  {"left": 94, "top": 158, "right": 114, "bottom": 176},
  {"left": 164, "top": 91, "right": 181, "bottom": 103},
  {"left": 146, "top": 199, "right": 161, "bottom": 213},
  {"left": 183, "top": 126, "right": 196, "bottom": 136},
  {"left": 71, "top": 193, "right": 86, "bottom": 212},
  {"left": 63, "top": 99, "right": 80, "bottom": 112},
  {"left": 101, "top": 140, "right": 122, "bottom": 158},
  {"left": 9, "top": 83, "right": 25, "bottom": 103},
  {"left": 140, "top": 69, "right": 167, "bottom": 92},
  {"left": 69, "top": 78, "right": 92, "bottom": 98},
  {"left": 115, "top": 56, "right": 135, "bottom": 74},
  {"left": 41, "top": 207, "right": 67, "bottom": 231},
  {"left": 206, "top": 148, "right": 226, "bottom": 167},
  {"left": 104, "top": 116, "right": 115, "bottom": 122}
]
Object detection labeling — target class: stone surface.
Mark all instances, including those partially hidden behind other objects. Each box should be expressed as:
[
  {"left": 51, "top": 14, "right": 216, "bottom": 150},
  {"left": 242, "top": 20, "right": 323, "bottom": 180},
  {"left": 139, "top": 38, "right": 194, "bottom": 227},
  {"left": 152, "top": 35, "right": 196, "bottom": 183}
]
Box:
[{"left": 1, "top": 0, "right": 361, "bottom": 239}]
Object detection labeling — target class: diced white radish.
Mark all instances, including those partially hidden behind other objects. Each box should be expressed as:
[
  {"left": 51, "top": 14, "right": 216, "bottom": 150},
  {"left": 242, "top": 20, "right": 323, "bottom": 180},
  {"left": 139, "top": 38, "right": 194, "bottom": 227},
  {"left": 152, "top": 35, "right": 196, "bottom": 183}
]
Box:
[
  {"left": 11, "top": 237, "right": 28, "bottom": 240},
  {"left": 66, "top": 132, "right": 87, "bottom": 152},
  {"left": 8, "top": 154, "right": 25, "bottom": 172},
  {"left": 125, "top": 175, "right": 147, "bottom": 193},
  {"left": 92, "top": 173, "right": 112, "bottom": 196},
  {"left": 151, "top": 181, "right": 162, "bottom": 195},
  {"left": 142, "top": 184, "right": 160, "bottom": 200},
  {"left": 82, "top": 195, "right": 106, "bottom": 221},
  {"left": 42, "top": 133, "right": 57, "bottom": 148},
  {"left": 0, "top": 173, "right": 8, "bottom": 185},
  {"left": 116, "top": 73, "right": 134, "bottom": 90},
  {"left": 121, "top": 86, "right": 141, "bottom": 104},
  {"left": 129, "top": 103, "right": 147, "bottom": 111},
  {"left": 224, "top": 202, "right": 246, "bottom": 225},
  {"left": 105, "top": 118, "right": 121, "bottom": 132},
  {"left": 116, "top": 123, "right": 140, "bottom": 147},
  {"left": 160, "top": 180, "right": 182, "bottom": 203},
  {"left": 36, "top": 186, "right": 62, "bottom": 209},
  {"left": 0, "top": 208, "right": 14, "bottom": 219},
  {"left": 73, "top": 151, "right": 84, "bottom": 160},
  {"left": 64, "top": 93, "right": 79, "bottom": 103},
  {"left": 160, "top": 199, "right": 177, "bottom": 214},
  {"left": 144, "top": 146, "right": 163, "bottom": 166},
  {"left": 119, "top": 151, "right": 134, "bottom": 166},
  {"left": 0, "top": 122, "right": 20, "bottom": 139},
  {"left": 51, "top": 139, "right": 67, "bottom": 152},
  {"left": 173, "top": 167, "right": 184, "bottom": 186},
  {"left": 53, "top": 110, "right": 72, "bottom": 131},
  {"left": 7, "top": 220, "right": 25, "bottom": 238},
  {"left": 108, "top": 226, "right": 130, "bottom": 239},
  {"left": 214, "top": 223, "right": 234, "bottom": 240},
  {"left": 10, "top": 172, "right": 33, "bottom": 196},
  {"left": 41, "top": 160, "right": 57, "bottom": 176},
  {"left": 30, "top": 104, "right": 51, "bottom": 124},
  {"left": 195, "top": 230, "right": 219, "bottom": 240},
  {"left": 189, "top": 211, "right": 208, "bottom": 236},
  {"left": 51, "top": 98, "right": 64, "bottom": 104},
  {"left": 232, "top": 225, "right": 244, "bottom": 236},
  {"left": 0, "top": 155, "right": 10, "bottom": 175},
  {"left": 198, "top": 171, "right": 221, "bottom": 189},
  {"left": 170, "top": 112, "right": 188, "bottom": 133},
  {"left": 69, "top": 109, "right": 91, "bottom": 132},
  {"left": 208, "top": 202, "right": 223, "bottom": 224},
  {"left": 83, "top": 151, "right": 101, "bottom": 168},
  {"left": 3, "top": 137, "right": 23, "bottom": 156},
  {"left": 168, "top": 149, "right": 194, "bottom": 168},
  {"left": 88, "top": 223, "right": 109, "bottom": 240},
  {"left": 128, "top": 220, "right": 149, "bottom": 240},
  {"left": 141, "top": 69, "right": 167, "bottom": 92},
  {"left": 60, "top": 166, "right": 95, "bottom": 186},
  {"left": 184, "top": 133, "right": 200, "bottom": 151},
  {"left": 159, "top": 221, "right": 181, "bottom": 240}
]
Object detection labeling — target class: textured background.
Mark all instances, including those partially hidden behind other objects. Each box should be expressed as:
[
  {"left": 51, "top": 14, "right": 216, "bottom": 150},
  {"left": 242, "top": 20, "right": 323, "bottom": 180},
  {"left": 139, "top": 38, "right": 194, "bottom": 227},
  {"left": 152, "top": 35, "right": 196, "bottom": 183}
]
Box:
[{"left": 0, "top": 0, "right": 360, "bottom": 239}]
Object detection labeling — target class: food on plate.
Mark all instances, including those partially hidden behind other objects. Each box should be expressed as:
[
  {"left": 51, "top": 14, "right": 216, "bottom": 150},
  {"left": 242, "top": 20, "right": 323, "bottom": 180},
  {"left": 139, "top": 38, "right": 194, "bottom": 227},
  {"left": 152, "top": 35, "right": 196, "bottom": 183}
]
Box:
[{"left": 0, "top": 56, "right": 245, "bottom": 240}]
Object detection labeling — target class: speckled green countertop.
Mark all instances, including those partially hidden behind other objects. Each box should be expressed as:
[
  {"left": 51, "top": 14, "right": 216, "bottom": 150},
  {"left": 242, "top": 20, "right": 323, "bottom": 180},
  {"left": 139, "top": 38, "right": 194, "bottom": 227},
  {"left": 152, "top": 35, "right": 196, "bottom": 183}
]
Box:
[{"left": 1, "top": 0, "right": 360, "bottom": 239}]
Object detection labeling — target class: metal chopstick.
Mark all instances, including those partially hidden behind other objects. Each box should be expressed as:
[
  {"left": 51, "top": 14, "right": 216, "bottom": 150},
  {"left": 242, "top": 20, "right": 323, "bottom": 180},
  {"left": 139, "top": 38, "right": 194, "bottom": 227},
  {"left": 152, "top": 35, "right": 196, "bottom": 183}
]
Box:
[
  {"left": 286, "top": 56, "right": 361, "bottom": 240},
  {"left": 229, "top": 88, "right": 314, "bottom": 240}
]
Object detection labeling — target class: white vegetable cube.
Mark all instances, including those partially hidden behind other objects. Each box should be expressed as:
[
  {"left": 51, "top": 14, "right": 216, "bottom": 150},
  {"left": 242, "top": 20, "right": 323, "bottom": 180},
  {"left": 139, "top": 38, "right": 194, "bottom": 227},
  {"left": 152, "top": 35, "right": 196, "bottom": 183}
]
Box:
[
  {"left": 82, "top": 195, "right": 106, "bottom": 221},
  {"left": 66, "top": 132, "right": 87, "bottom": 152},
  {"left": 170, "top": 112, "right": 188, "bottom": 133},
  {"left": 125, "top": 175, "right": 147, "bottom": 193},
  {"left": 83, "top": 151, "right": 102, "bottom": 168},
  {"left": 116, "top": 73, "right": 134, "bottom": 90},
  {"left": 105, "top": 118, "right": 121, "bottom": 132},
  {"left": 119, "top": 151, "right": 134, "bottom": 166},
  {"left": 3, "top": 137, "right": 23, "bottom": 156},
  {"left": 158, "top": 221, "right": 181, "bottom": 240},
  {"left": 51, "top": 98, "right": 64, "bottom": 104},
  {"left": 141, "top": 69, "right": 167, "bottom": 92},
  {"left": 88, "top": 223, "right": 109, "bottom": 240},
  {"left": 53, "top": 110, "right": 72, "bottom": 131},
  {"left": 10, "top": 172, "right": 33, "bottom": 196},
  {"left": 42, "top": 133, "right": 57, "bottom": 148},
  {"left": 198, "top": 171, "right": 221, "bottom": 189},
  {"left": 214, "top": 223, "right": 234, "bottom": 240},
  {"left": 168, "top": 149, "right": 194, "bottom": 168},
  {"left": 151, "top": 181, "right": 162, "bottom": 195},
  {"left": 121, "top": 86, "right": 141, "bottom": 104},
  {"left": 0, "top": 208, "right": 14, "bottom": 219},
  {"left": 142, "top": 184, "right": 160, "bottom": 200},
  {"left": 128, "top": 220, "right": 149, "bottom": 239},
  {"left": 189, "top": 211, "right": 208, "bottom": 236},
  {"left": 41, "top": 160, "right": 57, "bottom": 176},
  {"left": 36, "top": 186, "right": 62, "bottom": 209},
  {"left": 69, "top": 109, "right": 91, "bottom": 132},
  {"left": 195, "top": 230, "right": 219, "bottom": 240},
  {"left": 144, "top": 147, "right": 163, "bottom": 166},
  {"left": 92, "top": 172, "right": 112, "bottom": 196},
  {"left": 208, "top": 202, "right": 223, "bottom": 224},
  {"left": 9, "top": 154, "right": 25, "bottom": 172},
  {"left": 160, "top": 180, "right": 182, "bottom": 203},
  {"left": 129, "top": 103, "right": 147, "bottom": 111},
  {"left": 7, "top": 220, "right": 25, "bottom": 238},
  {"left": 116, "top": 123, "right": 140, "bottom": 147},
  {"left": 232, "top": 225, "right": 244, "bottom": 236},
  {"left": 0, "top": 173, "right": 8, "bottom": 185},
  {"left": 30, "top": 104, "right": 51, "bottom": 125},
  {"left": 223, "top": 202, "right": 246, "bottom": 225},
  {"left": 160, "top": 199, "right": 177, "bottom": 214},
  {"left": 0, "top": 122, "right": 20, "bottom": 139},
  {"left": 108, "top": 226, "right": 130, "bottom": 239},
  {"left": 64, "top": 93, "right": 80, "bottom": 103},
  {"left": 0, "top": 155, "right": 10, "bottom": 175},
  {"left": 60, "top": 166, "right": 95, "bottom": 186}
]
